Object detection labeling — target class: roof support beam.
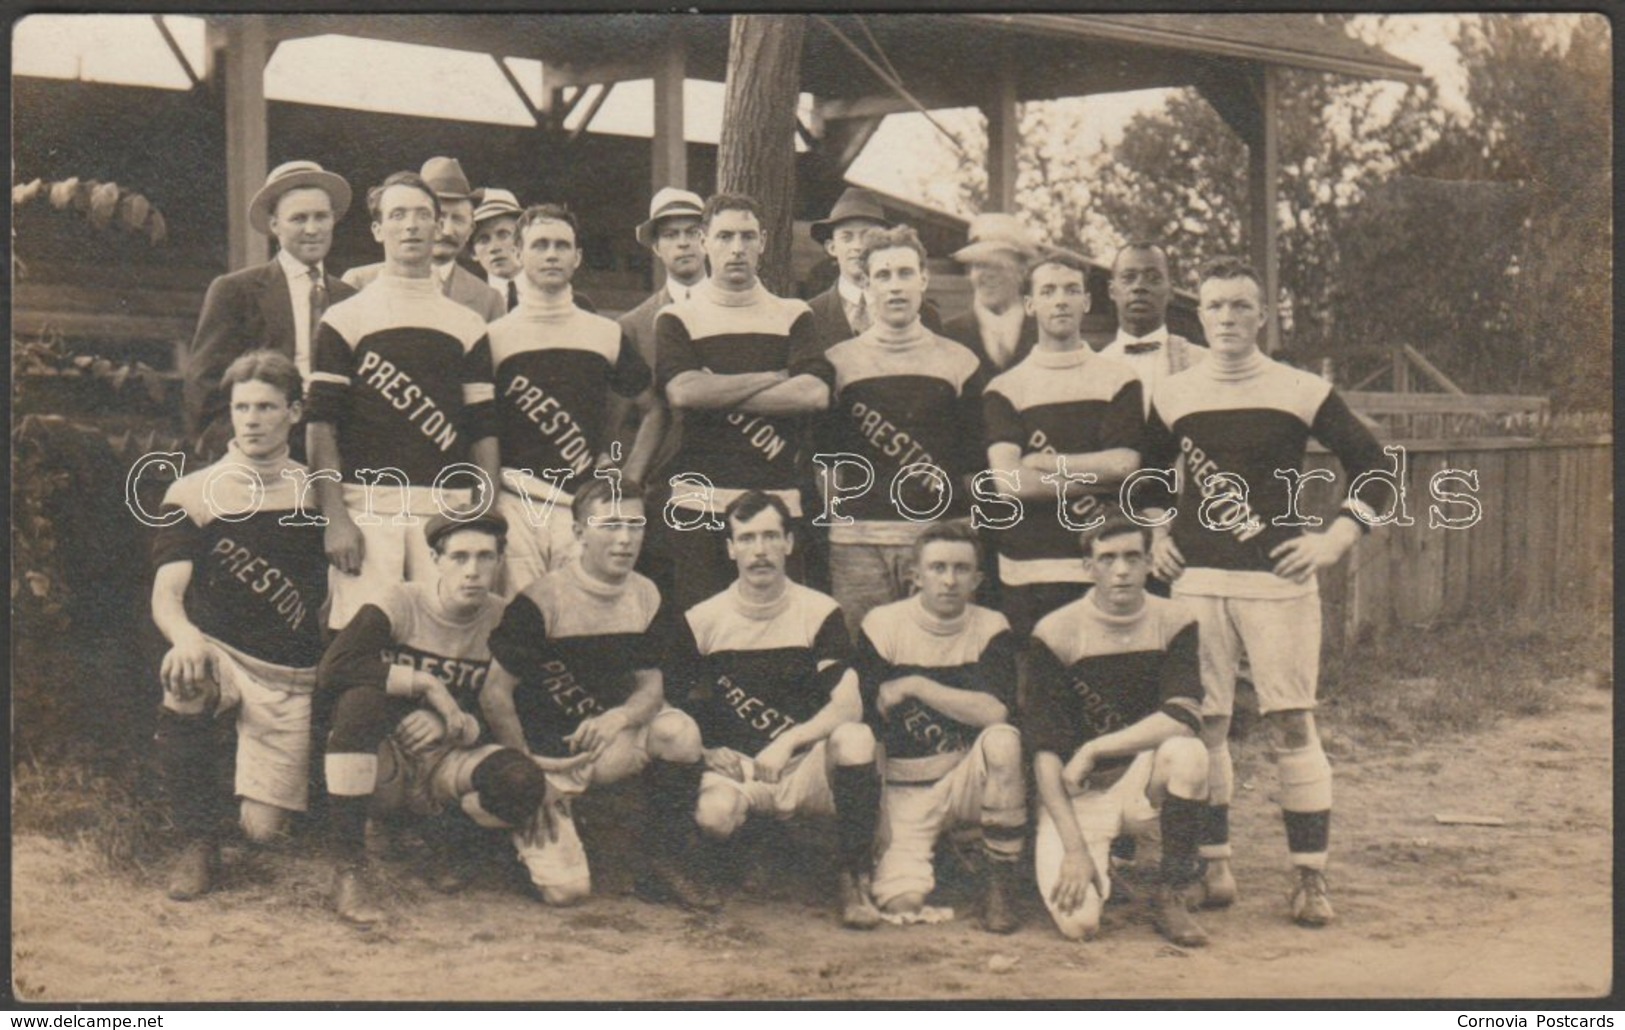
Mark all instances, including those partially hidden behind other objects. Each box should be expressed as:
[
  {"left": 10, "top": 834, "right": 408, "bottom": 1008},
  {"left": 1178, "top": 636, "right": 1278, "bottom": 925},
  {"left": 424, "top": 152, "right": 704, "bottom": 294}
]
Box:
[
  {"left": 1245, "top": 64, "right": 1281, "bottom": 355},
  {"left": 983, "top": 50, "right": 1018, "bottom": 213},
  {"left": 544, "top": 56, "right": 653, "bottom": 92},
  {"left": 651, "top": 24, "right": 688, "bottom": 194},
  {"left": 215, "top": 15, "right": 269, "bottom": 271},
  {"left": 491, "top": 54, "right": 542, "bottom": 126}
]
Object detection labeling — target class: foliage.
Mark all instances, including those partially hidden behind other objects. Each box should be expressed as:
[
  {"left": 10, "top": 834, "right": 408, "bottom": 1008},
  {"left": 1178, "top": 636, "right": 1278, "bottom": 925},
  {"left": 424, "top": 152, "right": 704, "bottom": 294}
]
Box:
[{"left": 12, "top": 176, "right": 168, "bottom": 247}]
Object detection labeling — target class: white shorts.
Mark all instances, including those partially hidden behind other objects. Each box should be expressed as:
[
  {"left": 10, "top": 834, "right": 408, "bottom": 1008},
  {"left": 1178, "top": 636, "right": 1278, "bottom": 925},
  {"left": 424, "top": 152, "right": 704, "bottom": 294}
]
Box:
[
  {"left": 699, "top": 741, "right": 836, "bottom": 820},
  {"left": 1034, "top": 751, "right": 1159, "bottom": 938},
  {"left": 208, "top": 638, "right": 316, "bottom": 813},
  {"left": 373, "top": 736, "right": 504, "bottom": 818},
  {"left": 1173, "top": 586, "right": 1323, "bottom": 716},
  {"left": 496, "top": 486, "right": 579, "bottom": 598},
  {"left": 872, "top": 726, "right": 1014, "bottom": 909},
  {"left": 326, "top": 484, "right": 450, "bottom": 630}
]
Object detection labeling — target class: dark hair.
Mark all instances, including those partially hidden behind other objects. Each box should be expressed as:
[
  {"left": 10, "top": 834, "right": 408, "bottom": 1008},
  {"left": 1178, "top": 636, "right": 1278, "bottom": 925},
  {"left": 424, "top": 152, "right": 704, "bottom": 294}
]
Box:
[
  {"left": 1196, "top": 255, "right": 1264, "bottom": 295},
  {"left": 221, "top": 349, "right": 302, "bottom": 405},
  {"left": 367, "top": 171, "right": 441, "bottom": 222},
  {"left": 572, "top": 477, "right": 646, "bottom": 524},
  {"left": 1021, "top": 248, "right": 1089, "bottom": 295},
  {"left": 857, "top": 224, "right": 928, "bottom": 274},
  {"left": 515, "top": 203, "right": 581, "bottom": 245},
  {"left": 701, "top": 192, "right": 762, "bottom": 228},
  {"left": 911, "top": 520, "right": 983, "bottom": 567},
  {"left": 1112, "top": 240, "right": 1170, "bottom": 275},
  {"left": 1081, "top": 516, "right": 1152, "bottom": 557},
  {"left": 722, "top": 490, "right": 792, "bottom": 539}
]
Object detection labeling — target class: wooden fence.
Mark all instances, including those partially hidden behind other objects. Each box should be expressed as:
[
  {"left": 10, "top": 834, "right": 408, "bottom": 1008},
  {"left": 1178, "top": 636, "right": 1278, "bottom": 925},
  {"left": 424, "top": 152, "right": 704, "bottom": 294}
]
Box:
[{"left": 1301, "top": 436, "right": 1612, "bottom": 651}]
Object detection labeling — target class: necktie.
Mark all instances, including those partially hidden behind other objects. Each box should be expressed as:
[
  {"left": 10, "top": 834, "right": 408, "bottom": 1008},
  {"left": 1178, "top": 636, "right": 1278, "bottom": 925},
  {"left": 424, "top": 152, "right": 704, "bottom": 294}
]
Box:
[
  {"left": 507, "top": 279, "right": 519, "bottom": 312},
  {"left": 851, "top": 295, "right": 871, "bottom": 334},
  {"left": 1124, "top": 341, "right": 1161, "bottom": 355},
  {"left": 306, "top": 265, "right": 327, "bottom": 347}
]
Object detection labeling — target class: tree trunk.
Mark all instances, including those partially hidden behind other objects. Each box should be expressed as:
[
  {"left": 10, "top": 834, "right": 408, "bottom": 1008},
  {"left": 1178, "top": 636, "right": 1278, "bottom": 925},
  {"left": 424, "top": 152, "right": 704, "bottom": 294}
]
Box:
[{"left": 716, "top": 15, "right": 805, "bottom": 296}]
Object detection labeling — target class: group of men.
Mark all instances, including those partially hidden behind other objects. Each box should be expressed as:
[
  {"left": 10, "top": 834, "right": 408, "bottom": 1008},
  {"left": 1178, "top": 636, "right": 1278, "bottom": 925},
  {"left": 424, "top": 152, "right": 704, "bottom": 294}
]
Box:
[{"left": 161, "top": 153, "right": 1388, "bottom": 949}]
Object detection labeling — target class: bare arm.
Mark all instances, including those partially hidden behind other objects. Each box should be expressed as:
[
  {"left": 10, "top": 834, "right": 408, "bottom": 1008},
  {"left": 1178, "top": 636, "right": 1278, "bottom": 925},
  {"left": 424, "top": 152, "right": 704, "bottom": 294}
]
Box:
[
  {"left": 1035, "top": 750, "right": 1106, "bottom": 910},
  {"left": 879, "top": 673, "right": 1009, "bottom": 728},
  {"left": 619, "top": 389, "right": 666, "bottom": 486},
  {"left": 1063, "top": 711, "right": 1194, "bottom": 790},
  {"left": 987, "top": 442, "right": 1052, "bottom": 500},
  {"left": 567, "top": 668, "right": 665, "bottom": 758},
  {"left": 665, "top": 369, "right": 784, "bottom": 410},
  {"left": 762, "top": 666, "right": 861, "bottom": 759},
  {"left": 1023, "top": 446, "right": 1139, "bottom": 484},
  {"left": 152, "top": 561, "right": 215, "bottom": 701},
  {"left": 469, "top": 436, "right": 500, "bottom": 507},
  {"left": 736, "top": 374, "right": 830, "bottom": 416},
  {"left": 307, "top": 421, "right": 362, "bottom": 575},
  {"left": 481, "top": 658, "right": 530, "bottom": 753}
]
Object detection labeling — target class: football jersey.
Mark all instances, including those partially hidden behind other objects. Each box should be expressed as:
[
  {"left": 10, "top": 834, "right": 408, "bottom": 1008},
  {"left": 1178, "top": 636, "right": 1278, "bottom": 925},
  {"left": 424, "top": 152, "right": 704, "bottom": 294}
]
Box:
[
  {"left": 306, "top": 274, "right": 496, "bottom": 485},
  {"left": 655, "top": 281, "right": 829, "bottom": 513},
  {"left": 674, "top": 580, "right": 851, "bottom": 755},
  {"left": 486, "top": 561, "right": 667, "bottom": 756},
  {"left": 983, "top": 346, "right": 1143, "bottom": 585},
  {"left": 822, "top": 324, "right": 985, "bottom": 539},
  {"left": 1144, "top": 351, "right": 1386, "bottom": 598},
  {"left": 1024, "top": 594, "right": 1202, "bottom": 770},
  {"left": 854, "top": 595, "right": 1016, "bottom": 779},
  {"left": 151, "top": 446, "right": 329, "bottom": 669},
  {"left": 489, "top": 300, "right": 651, "bottom": 495},
  {"left": 317, "top": 580, "right": 505, "bottom": 714}
]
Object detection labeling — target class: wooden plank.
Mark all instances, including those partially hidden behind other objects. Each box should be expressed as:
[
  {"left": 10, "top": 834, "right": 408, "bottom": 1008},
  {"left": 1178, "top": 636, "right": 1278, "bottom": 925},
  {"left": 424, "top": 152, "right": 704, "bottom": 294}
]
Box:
[
  {"left": 1395, "top": 449, "right": 1446, "bottom": 626},
  {"left": 1468, "top": 449, "right": 1509, "bottom": 613},
  {"left": 1344, "top": 391, "right": 1551, "bottom": 415},
  {"left": 650, "top": 25, "right": 688, "bottom": 194},
  {"left": 1440, "top": 446, "right": 1474, "bottom": 620},
  {"left": 983, "top": 51, "right": 1018, "bottom": 214},
  {"left": 1591, "top": 448, "right": 1615, "bottom": 611},
  {"left": 1248, "top": 64, "right": 1281, "bottom": 355},
  {"left": 220, "top": 15, "right": 269, "bottom": 271},
  {"left": 1526, "top": 447, "right": 1559, "bottom": 612},
  {"left": 1555, "top": 447, "right": 1581, "bottom": 607}
]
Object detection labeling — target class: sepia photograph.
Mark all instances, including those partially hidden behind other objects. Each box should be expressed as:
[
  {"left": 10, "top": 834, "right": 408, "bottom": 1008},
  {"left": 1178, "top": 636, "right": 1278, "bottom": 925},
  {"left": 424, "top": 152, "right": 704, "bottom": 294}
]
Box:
[{"left": 8, "top": 10, "right": 1614, "bottom": 1005}]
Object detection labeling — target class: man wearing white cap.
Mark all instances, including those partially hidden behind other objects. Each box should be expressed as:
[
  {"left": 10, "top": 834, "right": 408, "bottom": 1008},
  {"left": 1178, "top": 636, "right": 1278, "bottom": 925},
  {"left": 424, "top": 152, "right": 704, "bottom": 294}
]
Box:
[
  {"left": 942, "top": 213, "right": 1042, "bottom": 376},
  {"left": 344, "top": 157, "right": 505, "bottom": 323},
  {"left": 186, "top": 160, "right": 355, "bottom": 461}
]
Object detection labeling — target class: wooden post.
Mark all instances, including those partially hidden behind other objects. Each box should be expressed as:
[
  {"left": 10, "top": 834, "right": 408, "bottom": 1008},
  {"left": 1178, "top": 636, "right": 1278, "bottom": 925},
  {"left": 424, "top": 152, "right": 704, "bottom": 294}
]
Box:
[
  {"left": 651, "top": 25, "right": 688, "bottom": 195},
  {"left": 219, "top": 15, "right": 269, "bottom": 272},
  {"left": 983, "top": 53, "right": 1018, "bottom": 213},
  {"left": 1247, "top": 64, "right": 1281, "bottom": 354},
  {"left": 716, "top": 15, "right": 806, "bottom": 295}
]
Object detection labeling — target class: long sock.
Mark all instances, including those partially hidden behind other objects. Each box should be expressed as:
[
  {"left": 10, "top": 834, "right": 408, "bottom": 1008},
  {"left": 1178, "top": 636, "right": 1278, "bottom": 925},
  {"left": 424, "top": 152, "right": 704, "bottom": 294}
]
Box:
[
  {"left": 1277, "top": 740, "right": 1333, "bottom": 870},
  {"left": 156, "top": 708, "right": 218, "bottom": 842},
  {"left": 1159, "top": 795, "right": 1206, "bottom": 887},
  {"left": 1200, "top": 740, "right": 1234, "bottom": 860},
  {"left": 642, "top": 757, "right": 703, "bottom": 860},
  {"left": 329, "top": 794, "right": 370, "bottom": 864},
  {"left": 831, "top": 761, "right": 880, "bottom": 877}
]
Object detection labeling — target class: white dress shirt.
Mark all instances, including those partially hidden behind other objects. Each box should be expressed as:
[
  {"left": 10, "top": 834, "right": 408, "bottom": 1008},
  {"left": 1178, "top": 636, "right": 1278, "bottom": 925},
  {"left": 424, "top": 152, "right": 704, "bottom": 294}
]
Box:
[
  {"left": 974, "top": 302, "right": 1027, "bottom": 370},
  {"left": 837, "top": 276, "right": 868, "bottom": 332},
  {"left": 275, "top": 248, "right": 324, "bottom": 380},
  {"left": 1100, "top": 325, "right": 1172, "bottom": 415}
]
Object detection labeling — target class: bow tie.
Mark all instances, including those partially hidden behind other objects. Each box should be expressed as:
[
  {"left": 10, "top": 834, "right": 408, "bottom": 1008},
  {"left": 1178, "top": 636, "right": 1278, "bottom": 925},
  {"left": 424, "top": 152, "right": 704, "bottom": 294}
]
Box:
[{"left": 1124, "top": 341, "right": 1162, "bottom": 355}]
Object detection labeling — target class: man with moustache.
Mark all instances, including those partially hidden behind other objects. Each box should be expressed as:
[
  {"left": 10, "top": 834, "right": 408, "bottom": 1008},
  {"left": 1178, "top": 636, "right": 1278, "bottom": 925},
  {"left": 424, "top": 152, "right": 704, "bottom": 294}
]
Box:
[
  {"left": 344, "top": 157, "right": 504, "bottom": 323},
  {"left": 185, "top": 161, "right": 355, "bottom": 460}
]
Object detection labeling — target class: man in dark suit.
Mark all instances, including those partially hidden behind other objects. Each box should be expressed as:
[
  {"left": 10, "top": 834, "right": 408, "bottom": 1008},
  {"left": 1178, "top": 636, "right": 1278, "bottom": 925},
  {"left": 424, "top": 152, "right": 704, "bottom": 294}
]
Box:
[
  {"left": 343, "top": 157, "right": 505, "bottom": 323},
  {"left": 941, "top": 213, "right": 1043, "bottom": 376},
  {"left": 185, "top": 160, "right": 355, "bottom": 461},
  {"left": 806, "top": 186, "right": 941, "bottom": 351}
]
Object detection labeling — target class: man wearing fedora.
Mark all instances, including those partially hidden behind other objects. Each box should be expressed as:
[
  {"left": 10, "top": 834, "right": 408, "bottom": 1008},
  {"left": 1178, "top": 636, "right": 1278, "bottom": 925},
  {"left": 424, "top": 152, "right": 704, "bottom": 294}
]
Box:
[
  {"left": 344, "top": 157, "right": 505, "bottom": 323},
  {"left": 806, "top": 186, "right": 942, "bottom": 351},
  {"left": 942, "top": 213, "right": 1042, "bottom": 376},
  {"left": 185, "top": 160, "right": 356, "bottom": 461},
  {"left": 1098, "top": 241, "right": 1206, "bottom": 417}
]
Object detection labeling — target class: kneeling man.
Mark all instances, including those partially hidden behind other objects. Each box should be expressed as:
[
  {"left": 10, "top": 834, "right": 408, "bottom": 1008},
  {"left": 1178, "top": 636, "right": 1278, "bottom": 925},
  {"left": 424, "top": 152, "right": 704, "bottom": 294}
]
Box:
[
  {"left": 481, "top": 479, "right": 717, "bottom": 910},
  {"left": 1026, "top": 518, "right": 1210, "bottom": 945},
  {"left": 856, "top": 522, "right": 1026, "bottom": 933},
  {"left": 674, "top": 490, "right": 882, "bottom": 928}
]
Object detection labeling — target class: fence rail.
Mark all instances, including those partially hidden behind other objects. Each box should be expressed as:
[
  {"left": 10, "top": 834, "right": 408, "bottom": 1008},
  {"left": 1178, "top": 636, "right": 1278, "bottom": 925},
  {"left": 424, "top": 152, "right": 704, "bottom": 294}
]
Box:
[{"left": 1301, "top": 436, "right": 1612, "bottom": 650}]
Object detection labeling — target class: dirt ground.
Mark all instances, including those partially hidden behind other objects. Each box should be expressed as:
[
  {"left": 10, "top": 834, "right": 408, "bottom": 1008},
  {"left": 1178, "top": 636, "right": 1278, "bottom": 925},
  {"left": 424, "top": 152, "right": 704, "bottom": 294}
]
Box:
[{"left": 10, "top": 676, "right": 1613, "bottom": 1003}]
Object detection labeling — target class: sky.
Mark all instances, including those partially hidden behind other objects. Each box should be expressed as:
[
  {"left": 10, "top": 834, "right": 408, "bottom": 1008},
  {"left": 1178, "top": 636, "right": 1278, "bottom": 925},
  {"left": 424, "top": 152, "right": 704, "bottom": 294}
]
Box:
[{"left": 11, "top": 13, "right": 1486, "bottom": 219}]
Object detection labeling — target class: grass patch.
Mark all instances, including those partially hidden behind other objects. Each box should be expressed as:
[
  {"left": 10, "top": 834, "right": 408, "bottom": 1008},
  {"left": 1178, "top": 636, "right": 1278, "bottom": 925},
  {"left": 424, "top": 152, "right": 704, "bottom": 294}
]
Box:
[
  {"left": 1320, "top": 608, "right": 1612, "bottom": 742},
  {"left": 13, "top": 750, "right": 170, "bottom": 874}
]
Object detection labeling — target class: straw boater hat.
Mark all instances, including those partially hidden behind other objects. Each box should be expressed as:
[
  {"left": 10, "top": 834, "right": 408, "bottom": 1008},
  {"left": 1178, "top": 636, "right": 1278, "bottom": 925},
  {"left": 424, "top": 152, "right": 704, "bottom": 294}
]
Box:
[
  {"left": 248, "top": 160, "right": 351, "bottom": 234},
  {"left": 810, "top": 187, "right": 890, "bottom": 244},
  {"left": 951, "top": 212, "right": 1042, "bottom": 265},
  {"left": 420, "top": 156, "right": 474, "bottom": 201},
  {"left": 635, "top": 187, "right": 705, "bottom": 246},
  {"left": 472, "top": 187, "right": 523, "bottom": 227}
]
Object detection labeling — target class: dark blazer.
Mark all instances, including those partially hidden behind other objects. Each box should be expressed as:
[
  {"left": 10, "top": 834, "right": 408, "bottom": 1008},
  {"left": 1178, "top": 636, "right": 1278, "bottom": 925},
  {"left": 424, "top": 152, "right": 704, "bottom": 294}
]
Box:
[
  {"left": 343, "top": 260, "right": 505, "bottom": 323},
  {"left": 806, "top": 283, "right": 943, "bottom": 351},
  {"left": 941, "top": 308, "right": 1040, "bottom": 376},
  {"left": 185, "top": 258, "right": 355, "bottom": 459}
]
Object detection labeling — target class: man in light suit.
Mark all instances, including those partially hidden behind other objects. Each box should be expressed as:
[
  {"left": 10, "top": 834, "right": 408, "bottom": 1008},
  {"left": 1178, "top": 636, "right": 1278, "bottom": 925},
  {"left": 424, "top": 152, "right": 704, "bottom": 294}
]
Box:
[
  {"left": 806, "top": 186, "right": 942, "bottom": 351},
  {"left": 185, "top": 160, "right": 356, "bottom": 461},
  {"left": 941, "top": 213, "right": 1043, "bottom": 377},
  {"left": 343, "top": 156, "right": 504, "bottom": 323}
]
